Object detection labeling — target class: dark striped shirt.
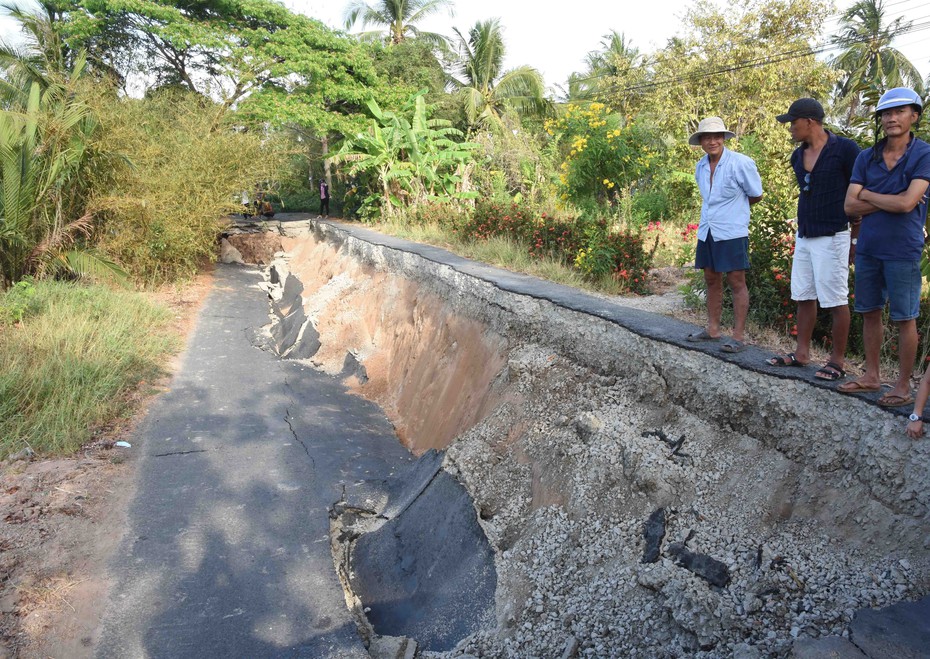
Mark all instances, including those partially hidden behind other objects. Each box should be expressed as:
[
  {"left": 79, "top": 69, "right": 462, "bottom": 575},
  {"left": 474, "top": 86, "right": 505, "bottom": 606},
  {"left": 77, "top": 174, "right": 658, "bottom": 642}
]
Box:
[{"left": 791, "top": 131, "right": 861, "bottom": 238}]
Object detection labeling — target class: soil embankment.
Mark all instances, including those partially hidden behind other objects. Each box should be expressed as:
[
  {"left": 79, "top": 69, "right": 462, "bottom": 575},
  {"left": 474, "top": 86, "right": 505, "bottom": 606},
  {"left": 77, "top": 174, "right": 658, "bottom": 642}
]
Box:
[{"left": 235, "top": 218, "right": 930, "bottom": 658}]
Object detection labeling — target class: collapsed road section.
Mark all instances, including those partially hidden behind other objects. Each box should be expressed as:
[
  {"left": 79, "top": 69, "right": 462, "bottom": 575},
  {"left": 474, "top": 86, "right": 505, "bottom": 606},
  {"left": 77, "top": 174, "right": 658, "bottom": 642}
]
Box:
[{"left": 231, "top": 216, "right": 930, "bottom": 658}]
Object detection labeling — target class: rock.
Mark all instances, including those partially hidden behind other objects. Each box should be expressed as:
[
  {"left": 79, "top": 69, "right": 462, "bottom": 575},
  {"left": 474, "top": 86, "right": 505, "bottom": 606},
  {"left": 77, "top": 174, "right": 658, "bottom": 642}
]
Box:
[
  {"left": 733, "top": 642, "right": 762, "bottom": 659},
  {"left": 0, "top": 594, "right": 17, "bottom": 614},
  {"left": 573, "top": 412, "right": 604, "bottom": 442},
  {"left": 790, "top": 636, "right": 868, "bottom": 658},
  {"left": 560, "top": 635, "right": 580, "bottom": 659},
  {"left": 743, "top": 594, "right": 763, "bottom": 614},
  {"left": 219, "top": 238, "right": 244, "bottom": 264},
  {"left": 636, "top": 564, "right": 673, "bottom": 592},
  {"left": 661, "top": 580, "right": 724, "bottom": 649},
  {"left": 850, "top": 595, "right": 930, "bottom": 658},
  {"left": 368, "top": 635, "right": 416, "bottom": 659}
]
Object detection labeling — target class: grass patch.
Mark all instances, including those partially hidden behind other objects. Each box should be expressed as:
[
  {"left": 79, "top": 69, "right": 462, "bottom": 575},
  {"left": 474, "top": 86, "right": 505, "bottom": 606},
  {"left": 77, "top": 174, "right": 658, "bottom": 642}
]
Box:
[
  {"left": 372, "top": 220, "right": 602, "bottom": 294},
  {"left": 0, "top": 281, "right": 178, "bottom": 458}
]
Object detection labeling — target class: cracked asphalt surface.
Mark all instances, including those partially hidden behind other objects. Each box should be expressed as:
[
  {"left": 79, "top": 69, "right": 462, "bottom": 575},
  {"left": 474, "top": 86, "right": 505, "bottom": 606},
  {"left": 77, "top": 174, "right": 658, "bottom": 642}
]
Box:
[{"left": 96, "top": 264, "right": 413, "bottom": 658}]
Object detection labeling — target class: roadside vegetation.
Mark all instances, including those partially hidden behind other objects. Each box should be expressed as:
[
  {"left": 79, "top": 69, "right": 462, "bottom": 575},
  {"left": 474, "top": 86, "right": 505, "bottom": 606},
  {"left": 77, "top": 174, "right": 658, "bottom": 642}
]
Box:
[
  {"left": 0, "top": 0, "right": 928, "bottom": 457},
  {"left": 0, "top": 279, "right": 177, "bottom": 458}
]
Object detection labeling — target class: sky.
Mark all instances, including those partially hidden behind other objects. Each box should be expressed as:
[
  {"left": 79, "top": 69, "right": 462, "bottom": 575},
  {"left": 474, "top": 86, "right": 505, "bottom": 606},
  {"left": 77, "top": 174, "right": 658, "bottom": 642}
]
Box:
[
  {"left": 294, "top": 0, "right": 930, "bottom": 89},
  {"left": 1, "top": 0, "right": 928, "bottom": 90}
]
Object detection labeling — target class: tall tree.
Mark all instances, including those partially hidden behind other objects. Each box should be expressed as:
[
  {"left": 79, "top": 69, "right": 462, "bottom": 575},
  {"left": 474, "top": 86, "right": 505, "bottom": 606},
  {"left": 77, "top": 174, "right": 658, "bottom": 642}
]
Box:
[
  {"left": 831, "top": 0, "right": 924, "bottom": 96},
  {"left": 830, "top": 0, "right": 924, "bottom": 125},
  {"left": 564, "top": 30, "right": 651, "bottom": 118},
  {"left": 342, "top": 0, "right": 453, "bottom": 47},
  {"left": 448, "top": 18, "right": 551, "bottom": 131}
]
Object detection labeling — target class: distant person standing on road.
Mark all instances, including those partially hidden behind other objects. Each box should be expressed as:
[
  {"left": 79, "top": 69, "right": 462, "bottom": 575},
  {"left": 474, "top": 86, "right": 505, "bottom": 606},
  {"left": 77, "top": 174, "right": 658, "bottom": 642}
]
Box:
[
  {"left": 319, "top": 180, "right": 330, "bottom": 218},
  {"left": 766, "top": 98, "right": 861, "bottom": 381},
  {"left": 839, "top": 88, "right": 930, "bottom": 408},
  {"left": 686, "top": 116, "right": 764, "bottom": 354}
]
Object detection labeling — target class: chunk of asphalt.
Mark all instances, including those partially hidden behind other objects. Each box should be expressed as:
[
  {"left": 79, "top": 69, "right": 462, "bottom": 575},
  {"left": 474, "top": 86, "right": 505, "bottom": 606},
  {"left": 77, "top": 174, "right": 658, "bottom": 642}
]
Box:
[
  {"left": 849, "top": 595, "right": 930, "bottom": 658},
  {"left": 642, "top": 508, "right": 666, "bottom": 563},
  {"left": 350, "top": 465, "right": 496, "bottom": 651},
  {"left": 666, "top": 542, "right": 731, "bottom": 588},
  {"left": 790, "top": 636, "right": 868, "bottom": 658},
  {"left": 341, "top": 351, "right": 369, "bottom": 384}
]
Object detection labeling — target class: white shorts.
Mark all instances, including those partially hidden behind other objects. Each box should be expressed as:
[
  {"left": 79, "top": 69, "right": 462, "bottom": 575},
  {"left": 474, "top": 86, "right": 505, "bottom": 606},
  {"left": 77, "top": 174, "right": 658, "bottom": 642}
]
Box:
[{"left": 790, "top": 231, "right": 850, "bottom": 308}]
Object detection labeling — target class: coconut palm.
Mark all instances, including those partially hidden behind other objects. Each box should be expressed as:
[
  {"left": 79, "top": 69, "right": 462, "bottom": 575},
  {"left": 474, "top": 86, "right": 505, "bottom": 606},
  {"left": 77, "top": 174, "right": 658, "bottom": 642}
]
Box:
[
  {"left": 448, "top": 18, "right": 551, "bottom": 131},
  {"left": 830, "top": 0, "right": 924, "bottom": 121},
  {"left": 563, "top": 31, "right": 649, "bottom": 110},
  {"left": 343, "top": 0, "right": 453, "bottom": 47}
]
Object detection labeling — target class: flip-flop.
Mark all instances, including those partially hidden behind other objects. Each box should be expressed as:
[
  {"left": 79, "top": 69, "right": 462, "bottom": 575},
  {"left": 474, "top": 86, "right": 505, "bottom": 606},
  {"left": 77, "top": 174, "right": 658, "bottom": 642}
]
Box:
[
  {"left": 837, "top": 380, "right": 881, "bottom": 394},
  {"left": 767, "top": 353, "right": 804, "bottom": 367},
  {"left": 814, "top": 362, "right": 846, "bottom": 381},
  {"left": 877, "top": 393, "right": 914, "bottom": 408},
  {"left": 720, "top": 340, "right": 747, "bottom": 353},
  {"left": 686, "top": 330, "right": 720, "bottom": 342}
]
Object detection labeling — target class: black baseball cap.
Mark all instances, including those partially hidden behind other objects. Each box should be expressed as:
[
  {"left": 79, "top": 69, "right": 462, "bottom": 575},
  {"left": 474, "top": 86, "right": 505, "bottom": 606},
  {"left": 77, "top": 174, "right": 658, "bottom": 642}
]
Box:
[{"left": 776, "top": 98, "right": 825, "bottom": 123}]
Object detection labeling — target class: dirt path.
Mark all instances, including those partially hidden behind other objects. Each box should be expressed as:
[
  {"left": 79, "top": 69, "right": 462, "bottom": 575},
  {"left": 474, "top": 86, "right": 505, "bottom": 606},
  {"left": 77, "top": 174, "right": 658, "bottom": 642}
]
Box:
[{"left": 0, "top": 272, "right": 214, "bottom": 659}]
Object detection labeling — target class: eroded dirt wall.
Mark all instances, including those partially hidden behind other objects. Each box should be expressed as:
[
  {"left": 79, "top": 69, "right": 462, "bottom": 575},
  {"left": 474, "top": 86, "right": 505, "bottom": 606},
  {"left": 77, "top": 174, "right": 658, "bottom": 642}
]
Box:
[
  {"left": 294, "top": 222, "right": 930, "bottom": 550},
  {"left": 280, "top": 236, "right": 508, "bottom": 453},
  {"left": 258, "top": 220, "right": 930, "bottom": 657}
]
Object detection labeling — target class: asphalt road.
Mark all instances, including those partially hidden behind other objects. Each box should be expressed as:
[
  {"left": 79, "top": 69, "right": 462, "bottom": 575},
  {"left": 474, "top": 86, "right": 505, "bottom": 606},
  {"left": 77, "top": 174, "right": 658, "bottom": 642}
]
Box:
[{"left": 96, "top": 264, "right": 413, "bottom": 658}]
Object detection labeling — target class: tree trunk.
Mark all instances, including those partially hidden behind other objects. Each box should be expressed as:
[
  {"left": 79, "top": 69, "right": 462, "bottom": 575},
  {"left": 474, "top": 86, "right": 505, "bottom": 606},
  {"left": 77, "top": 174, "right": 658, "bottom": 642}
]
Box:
[{"left": 322, "top": 134, "right": 332, "bottom": 203}]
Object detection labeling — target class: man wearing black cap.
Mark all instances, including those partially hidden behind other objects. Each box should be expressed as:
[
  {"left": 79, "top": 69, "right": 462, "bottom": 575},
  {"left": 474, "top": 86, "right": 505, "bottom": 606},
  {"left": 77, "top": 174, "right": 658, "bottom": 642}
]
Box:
[{"left": 766, "top": 98, "right": 861, "bottom": 381}]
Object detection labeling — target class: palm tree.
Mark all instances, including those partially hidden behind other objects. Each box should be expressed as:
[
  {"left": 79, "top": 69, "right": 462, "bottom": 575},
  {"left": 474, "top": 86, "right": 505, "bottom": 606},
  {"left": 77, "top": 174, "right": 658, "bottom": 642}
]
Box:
[
  {"left": 563, "top": 31, "right": 649, "bottom": 112},
  {"left": 343, "top": 0, "right": 453, "bottom": 47},
  {"left": 448, "top": 19, "right": 551, "bottom": 131},
  {"left": 830, "top": 0, "right": 924, "bottom": 122}
]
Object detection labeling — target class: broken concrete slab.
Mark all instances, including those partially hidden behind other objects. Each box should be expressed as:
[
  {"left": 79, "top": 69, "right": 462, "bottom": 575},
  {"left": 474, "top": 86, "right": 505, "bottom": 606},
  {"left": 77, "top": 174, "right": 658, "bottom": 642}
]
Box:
[
  {"left": 349, "top": 453, "right": 495, "bottom": 651},
  {"left": 791, "top": 636, "right": 868, "bottom": 658},
  {"left": 379, "top": 449, "right": 444, "bottom": 521},
  {"left": 849, "top": 595, "right": 930, "bottom": 658}
]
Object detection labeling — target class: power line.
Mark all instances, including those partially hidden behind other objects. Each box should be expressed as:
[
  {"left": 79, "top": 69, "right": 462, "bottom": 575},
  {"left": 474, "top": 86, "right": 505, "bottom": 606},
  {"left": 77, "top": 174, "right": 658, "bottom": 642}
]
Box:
[
  {"left": 571, "top": 0, "right": 928, "bottom": 89},
  {"left": 590, "top": 18, "right": 930, "bottom": 96}
]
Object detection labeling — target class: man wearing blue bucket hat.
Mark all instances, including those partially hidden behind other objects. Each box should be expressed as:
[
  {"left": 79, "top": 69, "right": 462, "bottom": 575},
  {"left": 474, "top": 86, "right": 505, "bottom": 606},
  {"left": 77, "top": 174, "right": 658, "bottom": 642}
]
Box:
[{"left": 839, "top": 88, "right": 930, "bottom": 409}]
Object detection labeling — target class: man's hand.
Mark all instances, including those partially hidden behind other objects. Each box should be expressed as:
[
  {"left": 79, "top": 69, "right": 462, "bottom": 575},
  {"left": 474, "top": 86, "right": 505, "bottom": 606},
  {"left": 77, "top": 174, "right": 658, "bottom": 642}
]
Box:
[
  {"left": 906, "top": 419, "right": 924, "bottom": 439},
  {"left": 845, "top": 184, "right": 879, "bottom": 216},
  {"left": 858, "top": 179, "right": 930, "bottom": 214}
]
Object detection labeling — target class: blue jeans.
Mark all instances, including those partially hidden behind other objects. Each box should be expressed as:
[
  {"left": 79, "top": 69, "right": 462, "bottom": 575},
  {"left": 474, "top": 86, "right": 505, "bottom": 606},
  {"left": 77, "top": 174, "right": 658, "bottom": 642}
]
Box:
[{"left": 853, "top": 253, "right": 921, "bottom": 321}]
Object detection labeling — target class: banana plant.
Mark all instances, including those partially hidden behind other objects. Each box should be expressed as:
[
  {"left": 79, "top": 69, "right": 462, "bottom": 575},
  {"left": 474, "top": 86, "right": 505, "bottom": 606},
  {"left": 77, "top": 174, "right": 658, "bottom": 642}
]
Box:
[{"left": 332, "top": 92, "right": 477, "bottom": 218}]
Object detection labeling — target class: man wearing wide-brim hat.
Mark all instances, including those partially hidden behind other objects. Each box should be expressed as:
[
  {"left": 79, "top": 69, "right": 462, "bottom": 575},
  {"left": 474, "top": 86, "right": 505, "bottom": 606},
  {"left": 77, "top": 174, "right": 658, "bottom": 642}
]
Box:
[{"left": 685, "top": 116, "right": 764, "bottom": 353}]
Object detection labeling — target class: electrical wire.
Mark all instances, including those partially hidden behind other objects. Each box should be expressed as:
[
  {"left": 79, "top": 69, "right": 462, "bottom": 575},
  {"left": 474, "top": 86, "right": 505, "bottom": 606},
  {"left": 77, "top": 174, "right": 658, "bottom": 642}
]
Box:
[
  {"left": 586, "top": 16, "right": 930, "bottom": 96},
  {"left": 569, "top": 0, "right": 929, "bottom": 91}
]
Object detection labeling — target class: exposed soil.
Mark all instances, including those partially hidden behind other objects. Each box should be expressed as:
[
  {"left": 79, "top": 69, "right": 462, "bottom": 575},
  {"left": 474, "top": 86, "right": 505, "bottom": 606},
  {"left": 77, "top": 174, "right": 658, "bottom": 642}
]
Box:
[
  {"left": 267, "top": 226, "right": 930, "bottom": 657},
  {"left": 0, "top": 270, "right": 214, "bottom": 659}
]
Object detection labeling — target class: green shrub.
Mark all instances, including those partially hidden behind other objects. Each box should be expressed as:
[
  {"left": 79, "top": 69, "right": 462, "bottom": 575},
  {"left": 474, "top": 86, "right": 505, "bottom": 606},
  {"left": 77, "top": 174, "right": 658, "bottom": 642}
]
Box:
[
  {"left": 632, "top": 189, "right": 670, "bottom": 224},
  {"left": 86, "top": 90, "right": 285, "bottom": 284},
  {"left": 0, "top": 278, "right": 40, "bottom": 325}
]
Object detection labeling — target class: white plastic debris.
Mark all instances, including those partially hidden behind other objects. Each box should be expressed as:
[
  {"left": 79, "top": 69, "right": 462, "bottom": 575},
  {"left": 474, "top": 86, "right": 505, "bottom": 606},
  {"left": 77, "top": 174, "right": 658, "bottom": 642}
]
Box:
[{"left": 114, "top": 441, "right": 131, "bottom": 448}]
